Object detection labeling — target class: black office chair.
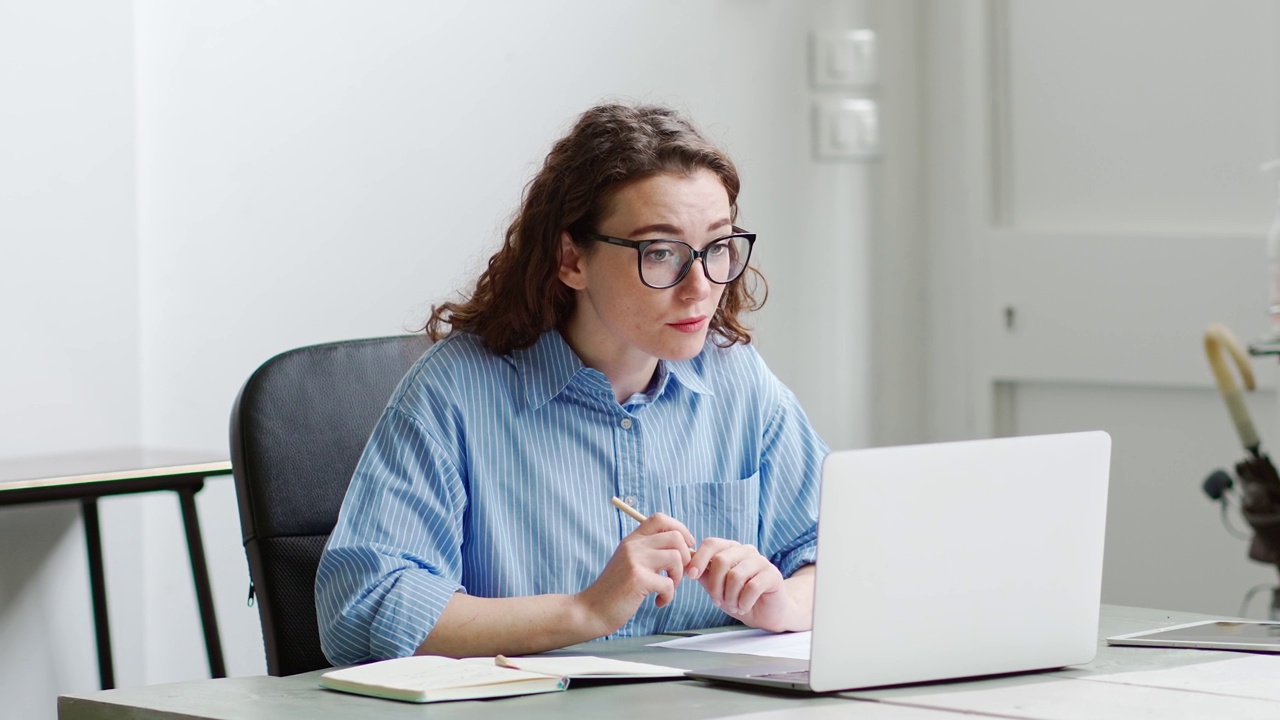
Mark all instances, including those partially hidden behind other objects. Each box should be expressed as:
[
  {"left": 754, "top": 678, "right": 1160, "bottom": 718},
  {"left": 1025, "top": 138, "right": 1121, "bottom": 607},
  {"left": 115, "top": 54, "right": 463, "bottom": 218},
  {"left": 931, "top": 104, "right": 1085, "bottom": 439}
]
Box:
[{"left": 229, "top": 334, "right": 430, "bottom": 676}]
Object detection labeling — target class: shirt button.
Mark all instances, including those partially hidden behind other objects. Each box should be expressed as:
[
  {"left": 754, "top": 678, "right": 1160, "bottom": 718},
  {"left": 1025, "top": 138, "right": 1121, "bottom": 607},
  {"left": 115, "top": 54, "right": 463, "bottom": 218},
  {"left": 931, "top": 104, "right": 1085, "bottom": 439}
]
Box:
[
  {"left": 620, "top": 418, "right": 633, "bottom": 430},
  {"left": 624, "top": 496, "right": 638, "bottom": 506}
]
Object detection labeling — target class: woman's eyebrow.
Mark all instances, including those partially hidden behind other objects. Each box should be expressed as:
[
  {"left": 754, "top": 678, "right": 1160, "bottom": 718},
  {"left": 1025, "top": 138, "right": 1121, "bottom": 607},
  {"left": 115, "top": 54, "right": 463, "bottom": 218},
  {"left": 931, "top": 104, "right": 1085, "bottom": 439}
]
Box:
[
  {"left": 626, "top": 223, "right": 681, "bottom": 237},
  {"left": 626, "top": 219, "right": 733, "bottom": 237}
]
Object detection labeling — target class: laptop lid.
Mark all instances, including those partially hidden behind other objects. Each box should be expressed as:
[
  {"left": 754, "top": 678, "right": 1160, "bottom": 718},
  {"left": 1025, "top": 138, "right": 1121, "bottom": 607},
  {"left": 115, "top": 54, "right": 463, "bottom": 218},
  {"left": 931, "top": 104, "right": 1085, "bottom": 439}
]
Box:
[
  {"left": 688, "top": 431, "right": 1111, "bottom": 693},
  {"left": 808, "top": 431, "right": 1111, "bottom": 692}
]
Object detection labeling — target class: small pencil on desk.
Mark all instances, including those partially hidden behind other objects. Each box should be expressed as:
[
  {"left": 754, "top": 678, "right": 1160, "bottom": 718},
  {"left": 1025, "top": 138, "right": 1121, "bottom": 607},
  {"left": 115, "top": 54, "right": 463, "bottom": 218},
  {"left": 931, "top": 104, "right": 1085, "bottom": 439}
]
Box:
[{"left": 610, "top": 496, "right": 697, "bottom": 552}]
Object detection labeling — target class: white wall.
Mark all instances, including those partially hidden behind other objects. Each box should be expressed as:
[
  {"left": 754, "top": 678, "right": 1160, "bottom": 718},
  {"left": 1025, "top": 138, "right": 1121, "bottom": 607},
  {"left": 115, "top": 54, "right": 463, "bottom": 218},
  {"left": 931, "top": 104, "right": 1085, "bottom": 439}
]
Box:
[
  {"left": 0, "top": 5, "right": 141, "bottom": 456},
  {"left": 4, "top": 1, "right": 877, "bottom": 717}
]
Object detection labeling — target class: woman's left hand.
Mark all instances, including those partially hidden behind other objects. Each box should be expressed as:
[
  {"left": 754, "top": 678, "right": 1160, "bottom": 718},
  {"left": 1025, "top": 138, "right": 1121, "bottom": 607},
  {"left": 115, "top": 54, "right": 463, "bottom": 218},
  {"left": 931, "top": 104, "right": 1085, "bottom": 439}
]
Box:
[{"left": 685, "top": 538, "right": 807, "bottom": 633}]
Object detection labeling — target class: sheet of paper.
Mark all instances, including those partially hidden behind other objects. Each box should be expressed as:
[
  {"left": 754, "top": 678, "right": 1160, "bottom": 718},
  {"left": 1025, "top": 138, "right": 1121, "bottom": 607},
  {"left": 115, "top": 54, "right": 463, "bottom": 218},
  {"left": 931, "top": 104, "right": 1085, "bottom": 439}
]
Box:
[
  {"left": 491, "top": 655, "right": 686, "bottom": 678},
  {"left": 1079, "top": 654, "right": 1280, "bottom": 702},
  {"left": 873, "top": 676, "right": 1280, "bottom": 720},
  {"left": 650, "top": 629, "right": 811, "bottom": 660},
  {"left": 728, "top": 703, "right": 991, "bottom": 719}
]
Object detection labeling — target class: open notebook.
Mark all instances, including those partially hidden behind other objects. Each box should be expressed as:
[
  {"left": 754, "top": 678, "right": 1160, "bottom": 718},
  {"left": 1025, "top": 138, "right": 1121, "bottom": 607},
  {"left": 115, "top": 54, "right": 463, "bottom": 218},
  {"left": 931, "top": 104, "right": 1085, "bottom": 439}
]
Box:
[{"left": 319, "top": 654, "right": 685, "bottom": 703}]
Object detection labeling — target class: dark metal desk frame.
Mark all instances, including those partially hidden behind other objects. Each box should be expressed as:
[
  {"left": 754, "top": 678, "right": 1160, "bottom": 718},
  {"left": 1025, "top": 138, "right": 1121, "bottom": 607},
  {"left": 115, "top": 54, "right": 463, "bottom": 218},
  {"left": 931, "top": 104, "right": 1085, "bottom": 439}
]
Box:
[{"left": 0, "top": 448, "right": 231, "bottom": 690}]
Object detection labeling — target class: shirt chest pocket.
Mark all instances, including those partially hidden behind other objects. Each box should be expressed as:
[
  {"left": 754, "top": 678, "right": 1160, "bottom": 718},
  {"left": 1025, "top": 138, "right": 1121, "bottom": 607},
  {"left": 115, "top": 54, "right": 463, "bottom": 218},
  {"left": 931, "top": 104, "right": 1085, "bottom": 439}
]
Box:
[{"left": 666, "top": 473, "right": 760, "bottom": 547}]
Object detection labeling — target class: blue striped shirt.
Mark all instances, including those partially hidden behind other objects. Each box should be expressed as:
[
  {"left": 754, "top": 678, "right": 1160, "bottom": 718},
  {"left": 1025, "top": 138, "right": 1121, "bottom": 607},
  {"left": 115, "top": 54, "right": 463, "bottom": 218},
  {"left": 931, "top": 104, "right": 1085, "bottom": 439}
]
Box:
[{"left": 315, "top": 329, "right": 827, "bottom": 665}]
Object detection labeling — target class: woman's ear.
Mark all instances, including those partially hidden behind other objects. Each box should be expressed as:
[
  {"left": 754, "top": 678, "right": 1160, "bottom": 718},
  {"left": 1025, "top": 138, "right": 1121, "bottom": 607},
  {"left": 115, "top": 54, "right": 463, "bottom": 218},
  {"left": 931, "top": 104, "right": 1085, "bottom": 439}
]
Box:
[{"left": 558, "top": 232, "right": 588, "bottom": 290}]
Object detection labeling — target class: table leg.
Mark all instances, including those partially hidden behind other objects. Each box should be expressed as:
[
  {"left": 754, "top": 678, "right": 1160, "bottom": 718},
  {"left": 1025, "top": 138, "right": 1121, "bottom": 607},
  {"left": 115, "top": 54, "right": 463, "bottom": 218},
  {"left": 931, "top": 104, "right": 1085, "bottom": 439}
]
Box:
[
  {"left": 177, "top": 484, "right": 226, "bottom": 678},
  {"left": 81, "top": 497, "right": 115, "bottom": 690}
]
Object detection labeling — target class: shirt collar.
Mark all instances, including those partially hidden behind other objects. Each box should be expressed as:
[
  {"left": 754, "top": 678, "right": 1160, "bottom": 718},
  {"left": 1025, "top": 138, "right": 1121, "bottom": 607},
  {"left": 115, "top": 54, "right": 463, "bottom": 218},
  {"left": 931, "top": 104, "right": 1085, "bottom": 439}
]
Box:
[
  {"left": 663, "top": 353, "right": 715, "bottom": 396},
  {"left": 513, "top": 330, "right": 585, "bottom": 410},
  {"left": 512, "top": 330, "right": 716, "bottom": 410}
]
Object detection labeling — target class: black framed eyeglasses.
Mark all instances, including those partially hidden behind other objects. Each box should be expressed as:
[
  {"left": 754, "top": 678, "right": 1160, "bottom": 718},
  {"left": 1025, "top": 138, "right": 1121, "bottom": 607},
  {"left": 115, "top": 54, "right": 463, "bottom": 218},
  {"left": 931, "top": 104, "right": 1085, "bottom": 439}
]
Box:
[{"left": 580, "top": 227, "right": 756, "bottom": 289}]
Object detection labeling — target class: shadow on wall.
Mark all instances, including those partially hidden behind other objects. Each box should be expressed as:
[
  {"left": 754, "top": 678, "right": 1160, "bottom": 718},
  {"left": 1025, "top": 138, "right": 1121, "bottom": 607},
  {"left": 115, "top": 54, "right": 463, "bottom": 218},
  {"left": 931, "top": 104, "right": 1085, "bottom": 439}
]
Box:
[{"left": 0, "top": 505, "right": 80, "bottom": 610}]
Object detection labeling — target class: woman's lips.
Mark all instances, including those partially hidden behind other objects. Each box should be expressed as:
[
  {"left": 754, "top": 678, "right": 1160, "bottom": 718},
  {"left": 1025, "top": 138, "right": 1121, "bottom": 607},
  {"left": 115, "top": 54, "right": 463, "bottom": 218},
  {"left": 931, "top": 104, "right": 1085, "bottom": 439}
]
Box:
[{"left": 668, "top": 316, "right": 708, "bottom": 333}]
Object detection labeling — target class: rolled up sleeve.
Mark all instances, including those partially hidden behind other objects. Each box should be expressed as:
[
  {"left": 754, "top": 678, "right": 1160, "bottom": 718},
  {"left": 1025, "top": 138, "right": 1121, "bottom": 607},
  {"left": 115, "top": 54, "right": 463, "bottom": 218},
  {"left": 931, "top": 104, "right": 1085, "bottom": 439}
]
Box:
[
  {"left": 315, "top": 407, "right": 466, "bottom": 665},
  {"left": 759, "top": 383, "right": 826, "bottom": 579}
]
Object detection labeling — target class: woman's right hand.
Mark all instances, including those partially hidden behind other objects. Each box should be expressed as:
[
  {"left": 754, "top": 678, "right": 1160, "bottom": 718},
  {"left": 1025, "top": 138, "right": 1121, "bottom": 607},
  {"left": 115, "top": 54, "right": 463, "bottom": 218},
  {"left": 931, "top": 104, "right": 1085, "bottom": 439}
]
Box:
[{"left": 574, "top": 513, "right": 696, "bottom": 637}]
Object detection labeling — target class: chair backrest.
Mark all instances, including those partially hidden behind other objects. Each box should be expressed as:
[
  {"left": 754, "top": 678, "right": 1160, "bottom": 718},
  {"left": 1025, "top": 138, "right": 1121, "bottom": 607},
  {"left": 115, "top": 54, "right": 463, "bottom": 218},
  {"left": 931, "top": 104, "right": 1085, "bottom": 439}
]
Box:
[{"left": 229, "top": 335, "right": 430, "bottom": 676}]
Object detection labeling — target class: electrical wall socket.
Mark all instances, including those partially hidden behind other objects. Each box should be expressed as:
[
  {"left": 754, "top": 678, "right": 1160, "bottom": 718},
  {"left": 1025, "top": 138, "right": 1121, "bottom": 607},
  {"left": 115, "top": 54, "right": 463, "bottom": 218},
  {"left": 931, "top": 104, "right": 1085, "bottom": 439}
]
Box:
[
  {"left": 812, "top": 98, "right": 880, "bottom": 160},
  {"left": 810, "top": 29, "right": 877, "bottom": 88}
]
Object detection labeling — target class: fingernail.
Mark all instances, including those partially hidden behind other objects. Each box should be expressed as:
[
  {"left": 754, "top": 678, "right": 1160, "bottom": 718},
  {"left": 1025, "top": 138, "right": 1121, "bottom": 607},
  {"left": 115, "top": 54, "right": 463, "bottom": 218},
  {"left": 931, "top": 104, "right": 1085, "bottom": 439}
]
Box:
[{"left": 688, "top": 567, "right": 701, "bottom": 579}]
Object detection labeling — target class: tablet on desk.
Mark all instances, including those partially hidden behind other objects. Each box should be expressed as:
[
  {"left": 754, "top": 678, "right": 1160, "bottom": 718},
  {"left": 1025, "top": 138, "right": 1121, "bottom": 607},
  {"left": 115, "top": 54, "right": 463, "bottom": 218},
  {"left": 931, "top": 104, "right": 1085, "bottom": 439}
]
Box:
[{"left": 1108, "top": 620, "right": 1280, "bottom": 652}]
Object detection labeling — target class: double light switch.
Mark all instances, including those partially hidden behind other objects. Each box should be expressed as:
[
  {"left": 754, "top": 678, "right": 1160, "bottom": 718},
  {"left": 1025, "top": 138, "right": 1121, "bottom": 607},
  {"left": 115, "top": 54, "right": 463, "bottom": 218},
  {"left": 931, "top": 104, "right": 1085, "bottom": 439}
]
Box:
[{"left": 810, "top": 30, "right": 880, "bottom": 160}]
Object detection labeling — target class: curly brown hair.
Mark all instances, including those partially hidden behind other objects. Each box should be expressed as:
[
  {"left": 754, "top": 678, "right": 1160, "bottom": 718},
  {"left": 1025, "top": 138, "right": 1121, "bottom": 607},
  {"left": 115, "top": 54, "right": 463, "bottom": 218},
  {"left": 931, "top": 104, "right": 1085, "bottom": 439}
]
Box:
[{"left": 426, "top": 103, "right": 766, "bottom": 355}]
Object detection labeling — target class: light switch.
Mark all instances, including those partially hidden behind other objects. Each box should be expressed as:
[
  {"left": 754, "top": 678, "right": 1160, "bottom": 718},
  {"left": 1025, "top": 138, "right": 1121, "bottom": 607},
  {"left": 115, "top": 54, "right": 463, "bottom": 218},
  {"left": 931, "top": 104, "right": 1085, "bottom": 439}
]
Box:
[
  {"left": 810, "top": 30, "right": 877, "bottom": 88},
  {"left": 813, "top": 98, "right": 880, "bottom": 160}
]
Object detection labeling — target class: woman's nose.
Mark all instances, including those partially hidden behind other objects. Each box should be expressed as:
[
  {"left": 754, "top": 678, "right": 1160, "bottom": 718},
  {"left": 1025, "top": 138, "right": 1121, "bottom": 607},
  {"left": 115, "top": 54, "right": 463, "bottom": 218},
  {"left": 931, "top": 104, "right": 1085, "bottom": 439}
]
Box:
[{"left": 677, "top": 258, "right": 713, "bottom": 300}]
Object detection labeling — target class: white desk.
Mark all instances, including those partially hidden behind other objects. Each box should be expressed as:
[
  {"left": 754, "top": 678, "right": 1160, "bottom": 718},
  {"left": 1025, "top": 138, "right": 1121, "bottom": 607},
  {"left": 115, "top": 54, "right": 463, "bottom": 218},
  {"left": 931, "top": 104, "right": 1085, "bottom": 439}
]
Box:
[
  {"left": 58, "top": 605, "right": 1262, "bottom": 719},
  {"left": 0, "top": 448, "right": 231, "bottom": 689}
]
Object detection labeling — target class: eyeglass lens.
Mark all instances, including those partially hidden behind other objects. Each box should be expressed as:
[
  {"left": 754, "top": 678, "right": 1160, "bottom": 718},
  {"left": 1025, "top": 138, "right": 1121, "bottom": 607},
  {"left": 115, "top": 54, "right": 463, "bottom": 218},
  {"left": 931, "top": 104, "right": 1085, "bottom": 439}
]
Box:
[{"left": 640, "top": 235, "right": 752, "bottom": 288}]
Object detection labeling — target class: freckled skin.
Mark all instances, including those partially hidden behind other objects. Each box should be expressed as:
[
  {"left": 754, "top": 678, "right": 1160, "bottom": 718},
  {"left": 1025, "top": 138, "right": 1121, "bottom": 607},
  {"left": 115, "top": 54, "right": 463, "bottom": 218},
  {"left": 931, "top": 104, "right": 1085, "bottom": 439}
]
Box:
[{"left": 557, "top": 169, "right": 730, "bottom": 401}]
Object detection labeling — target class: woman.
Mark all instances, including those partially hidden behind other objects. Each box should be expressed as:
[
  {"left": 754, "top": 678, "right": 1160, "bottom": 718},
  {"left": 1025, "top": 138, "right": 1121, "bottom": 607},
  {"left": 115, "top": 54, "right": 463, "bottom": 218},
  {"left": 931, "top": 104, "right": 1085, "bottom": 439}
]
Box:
[{"left": 316, "top": 103, "right": 827, "bottom": 664}]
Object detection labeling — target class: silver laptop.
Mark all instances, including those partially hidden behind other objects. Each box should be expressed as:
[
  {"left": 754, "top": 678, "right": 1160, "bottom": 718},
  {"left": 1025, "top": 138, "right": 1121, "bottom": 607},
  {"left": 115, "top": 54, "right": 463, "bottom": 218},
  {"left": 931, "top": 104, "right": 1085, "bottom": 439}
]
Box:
[{"left": 687, "top": 431, "right": 1111, "bottom": 693}]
